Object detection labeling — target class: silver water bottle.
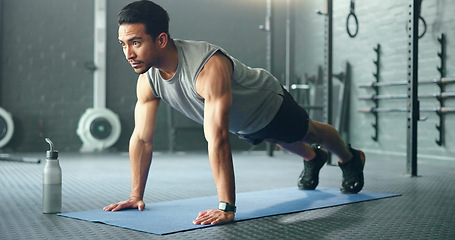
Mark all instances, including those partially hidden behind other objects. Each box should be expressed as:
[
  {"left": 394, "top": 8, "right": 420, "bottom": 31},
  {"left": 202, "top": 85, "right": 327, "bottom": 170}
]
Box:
[{"left": 43, "top": 138, "right": 62, "bottom": 213}]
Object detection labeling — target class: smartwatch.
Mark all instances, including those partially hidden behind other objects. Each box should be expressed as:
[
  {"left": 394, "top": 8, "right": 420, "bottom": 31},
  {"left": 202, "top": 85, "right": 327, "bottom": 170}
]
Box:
[{"left": 218, "top": 201, "right": 236, "bottom": 213}]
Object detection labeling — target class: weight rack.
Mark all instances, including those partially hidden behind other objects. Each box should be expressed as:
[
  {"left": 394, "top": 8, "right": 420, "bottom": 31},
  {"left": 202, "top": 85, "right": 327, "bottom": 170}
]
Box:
[
  {"left": 358, "top": 38, "right": 453, "bottom": 149},
  {"left": 435, "top": 34, "right": 446, "bottom": 146},
  {"left": 371, "top": 44, "right": 381, "bottom": 141}
]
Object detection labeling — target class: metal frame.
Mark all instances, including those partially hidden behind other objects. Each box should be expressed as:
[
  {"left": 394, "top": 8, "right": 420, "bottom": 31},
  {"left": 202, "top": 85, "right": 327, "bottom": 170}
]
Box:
[
  {"left": 406, "top": 0, "right": 420, "bottom": 176},
  {"left": 323, "top": 0, "right": 334, "bottom": 164},
  {"left": 359, "top": 92, "right": 455, "bottom": 100},
  {"left": 324, "top": 0, "right": 333, "bottom": 127},
  {"left": 337, "top": 62, "right": 351, "bottom": 145},
  {"left": 0, "top": 0, "right": 2, "bottom": 106},
  {"left": 0, "top": 154, "right": 40, "bottom": 164},
  {"left": 358, "top": 77, "right": 455, "bottom": 88},
  {"left": 93, "top": 0, "right": 107, "bottom": 109},
  {"left": 264, "top": 0, "right": 274, "bottom": 156},
  {"left": 371, "top": 44, "right": 381, "bottom": 141},
  {"left": 359, "top": 107, "right": 455, "bottom": 114},
  {"left": 167, "top": 105, "right": 175, "bottom": 153},
  {"left": 285, "top": 0, "right": 292, "bottom": 91}
]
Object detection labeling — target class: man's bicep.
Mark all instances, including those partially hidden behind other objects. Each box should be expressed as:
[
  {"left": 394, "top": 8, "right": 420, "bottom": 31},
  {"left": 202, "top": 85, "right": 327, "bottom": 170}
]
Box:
[
  {"left": 133, "top": 74, "right": 160, "bottom": 143},
  {"left": 200, "top": 53, "right": 234, "bottom": 136},
  {"left": 133, "top": 99, "right": 160, "bottom": 143},
  {"left": 202, "top": 82, "right": 232, "bottom": 143}
]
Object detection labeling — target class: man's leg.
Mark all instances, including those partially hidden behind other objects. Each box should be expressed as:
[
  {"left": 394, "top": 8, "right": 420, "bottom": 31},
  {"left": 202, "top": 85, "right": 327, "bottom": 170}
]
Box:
[
  {"left": 274, "top": 141, "right": 315, "bottom": 160},
  {"left": 273, "top": 118, "right": 351, "bottom": 163},
  {"left": 301, "top": 119, "right": 352, "bottom": 163}
]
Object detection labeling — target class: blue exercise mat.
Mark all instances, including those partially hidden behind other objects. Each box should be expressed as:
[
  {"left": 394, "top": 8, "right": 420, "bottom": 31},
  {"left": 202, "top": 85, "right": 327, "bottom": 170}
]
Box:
[{"left": 58, "top": 187, "right": 399, "bottom": 235}]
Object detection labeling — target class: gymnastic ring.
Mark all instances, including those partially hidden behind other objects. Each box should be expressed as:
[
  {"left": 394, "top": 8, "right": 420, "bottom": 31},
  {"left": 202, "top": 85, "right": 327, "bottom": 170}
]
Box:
[
  {"left": 346, "top": 12, "right": 359, "bottom": 38},
  {"left": 405, "top": 16, "right": 427, "bottom": 39},
  {"left": 418, "top": 16, "right": 427, "bottom": 39}
]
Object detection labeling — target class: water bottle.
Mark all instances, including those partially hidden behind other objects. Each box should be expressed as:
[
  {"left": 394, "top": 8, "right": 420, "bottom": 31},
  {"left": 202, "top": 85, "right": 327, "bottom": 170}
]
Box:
[{"left": 43, "top": 138, "right": 62, "bottom": 213}]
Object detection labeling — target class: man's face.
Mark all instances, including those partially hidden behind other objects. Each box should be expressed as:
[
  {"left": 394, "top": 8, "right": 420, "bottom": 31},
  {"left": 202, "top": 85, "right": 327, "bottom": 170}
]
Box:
[{"left": 118, "top": 23, "right": 158, "bottom": 74}]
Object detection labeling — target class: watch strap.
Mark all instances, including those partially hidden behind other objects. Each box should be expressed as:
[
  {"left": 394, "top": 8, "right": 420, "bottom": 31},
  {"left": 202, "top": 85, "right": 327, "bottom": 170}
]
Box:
[{"left": 218, "top": 201, "right": 236, "bottom": 213}]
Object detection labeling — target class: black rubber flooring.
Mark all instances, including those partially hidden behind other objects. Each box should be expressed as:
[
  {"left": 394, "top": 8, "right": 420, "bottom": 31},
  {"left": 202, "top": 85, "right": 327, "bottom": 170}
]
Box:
[{"left": 1, "top": 151, "right": 454, "bottom": 239}]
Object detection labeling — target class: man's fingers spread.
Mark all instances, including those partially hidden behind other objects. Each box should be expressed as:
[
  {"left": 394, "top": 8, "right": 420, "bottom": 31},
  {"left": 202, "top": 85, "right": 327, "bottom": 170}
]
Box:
[
  {"left": 193, "top": 218, "right": 204, "bottom": 225},
  {"left": 103, "top": 204, "right": 116, "bottom": 211},
  {"left": 112, "top": 204, "right": 124, "bottom": 212},
  {"left": 194, "top": 215, "right": 210, "bottom": 225}
]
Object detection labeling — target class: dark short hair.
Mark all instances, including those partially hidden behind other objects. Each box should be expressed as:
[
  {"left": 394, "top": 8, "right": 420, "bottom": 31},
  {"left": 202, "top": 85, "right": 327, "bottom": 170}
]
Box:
[{"left": 118, "top": 0, "right": 170, "bottom": 39}]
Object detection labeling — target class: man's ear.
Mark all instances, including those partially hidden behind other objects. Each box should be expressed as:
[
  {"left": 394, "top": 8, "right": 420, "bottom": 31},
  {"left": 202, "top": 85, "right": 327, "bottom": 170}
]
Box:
[{"left": 156, "top": 32, "right": 169, "bottom": 48}]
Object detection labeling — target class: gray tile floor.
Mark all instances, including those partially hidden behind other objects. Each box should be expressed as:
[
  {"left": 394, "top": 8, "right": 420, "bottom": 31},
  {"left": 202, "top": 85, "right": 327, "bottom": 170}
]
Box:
[{"left": 1, "top": 150, "right": 454, "bottom": 239}]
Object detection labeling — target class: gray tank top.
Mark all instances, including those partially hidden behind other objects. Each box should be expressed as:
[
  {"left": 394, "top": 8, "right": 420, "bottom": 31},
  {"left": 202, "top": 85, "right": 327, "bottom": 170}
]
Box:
[{"left": 147, "top": 39, "right": 283, "bottom": 135}]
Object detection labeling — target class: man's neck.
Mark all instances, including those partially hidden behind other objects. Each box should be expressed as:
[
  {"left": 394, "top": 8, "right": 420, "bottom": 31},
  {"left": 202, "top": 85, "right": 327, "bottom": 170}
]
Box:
[{"left": 158, "top": 39, "right": 178, "bottom": 80}]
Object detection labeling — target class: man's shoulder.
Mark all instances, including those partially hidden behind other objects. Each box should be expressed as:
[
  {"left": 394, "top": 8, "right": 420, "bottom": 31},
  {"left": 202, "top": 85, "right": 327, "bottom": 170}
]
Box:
[
  {"left": 174, "top": 39, "right": 210, "bottom": 46},
  {"left": 174, "top": 39, "right": 219, "bottom": 55},
  {"left": 137, "top": 74, "right": 158, "bottom": 102}
]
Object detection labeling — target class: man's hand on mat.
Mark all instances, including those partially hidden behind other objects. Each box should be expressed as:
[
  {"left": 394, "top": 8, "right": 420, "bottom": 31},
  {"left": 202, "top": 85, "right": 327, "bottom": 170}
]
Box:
[
  {"left": 193, "top": 209, "right": 235, "bottom": 225},
  {"left": 103, "top": 197, "right": 145, "bottom": 212}
]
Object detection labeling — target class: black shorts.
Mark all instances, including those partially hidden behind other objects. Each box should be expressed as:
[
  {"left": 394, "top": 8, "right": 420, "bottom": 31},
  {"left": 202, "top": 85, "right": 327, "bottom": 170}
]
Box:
[{"left": 238, "top": 87, "right": 310, "bottom": 145}]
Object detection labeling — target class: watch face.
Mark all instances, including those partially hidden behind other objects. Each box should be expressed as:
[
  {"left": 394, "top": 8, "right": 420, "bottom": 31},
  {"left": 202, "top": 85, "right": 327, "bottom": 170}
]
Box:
[{"left": 219, "top": 202, "right": 227, "bottom": 210}]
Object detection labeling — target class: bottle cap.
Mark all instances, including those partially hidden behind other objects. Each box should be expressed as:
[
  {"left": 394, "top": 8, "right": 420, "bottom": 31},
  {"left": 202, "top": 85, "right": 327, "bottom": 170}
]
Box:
[{"left": 45, "top": 138, "right": 58, "bottom": 159}]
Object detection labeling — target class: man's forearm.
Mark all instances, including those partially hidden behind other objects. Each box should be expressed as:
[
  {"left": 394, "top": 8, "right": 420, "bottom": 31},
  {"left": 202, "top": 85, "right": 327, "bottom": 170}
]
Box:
[
  {"left": 208, "top": 135, "right": 236, "bottom": 206},
  {"left": 129, "top": 135, "right": 154, "bottom": 199}
]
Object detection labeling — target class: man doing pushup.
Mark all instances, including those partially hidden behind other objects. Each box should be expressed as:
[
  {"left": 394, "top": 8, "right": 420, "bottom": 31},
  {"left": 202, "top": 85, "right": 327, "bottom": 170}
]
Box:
[{"left": 104, "top": 0, "right": 366, "bottom": 226}]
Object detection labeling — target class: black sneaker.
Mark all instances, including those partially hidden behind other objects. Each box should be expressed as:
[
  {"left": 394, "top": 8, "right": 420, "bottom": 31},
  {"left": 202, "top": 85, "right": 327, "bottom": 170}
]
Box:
[
  {"left": 339, "top": 145, "right": 366, "bottom": 194},
  {"left": 298, "top": 145, "right": 328, "bottom": 190}
]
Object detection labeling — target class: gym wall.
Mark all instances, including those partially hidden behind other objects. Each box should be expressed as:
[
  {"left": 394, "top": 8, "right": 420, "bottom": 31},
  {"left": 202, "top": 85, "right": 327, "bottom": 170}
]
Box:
[
  {"left": 1, "top": 0, "right": 454, "bottom": 161},
  {"left": 295, "top": 0, "right": 455, "bottom": 161},
  {"left": 0, "top": 0, "right": 94, "bottom": 152}
]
